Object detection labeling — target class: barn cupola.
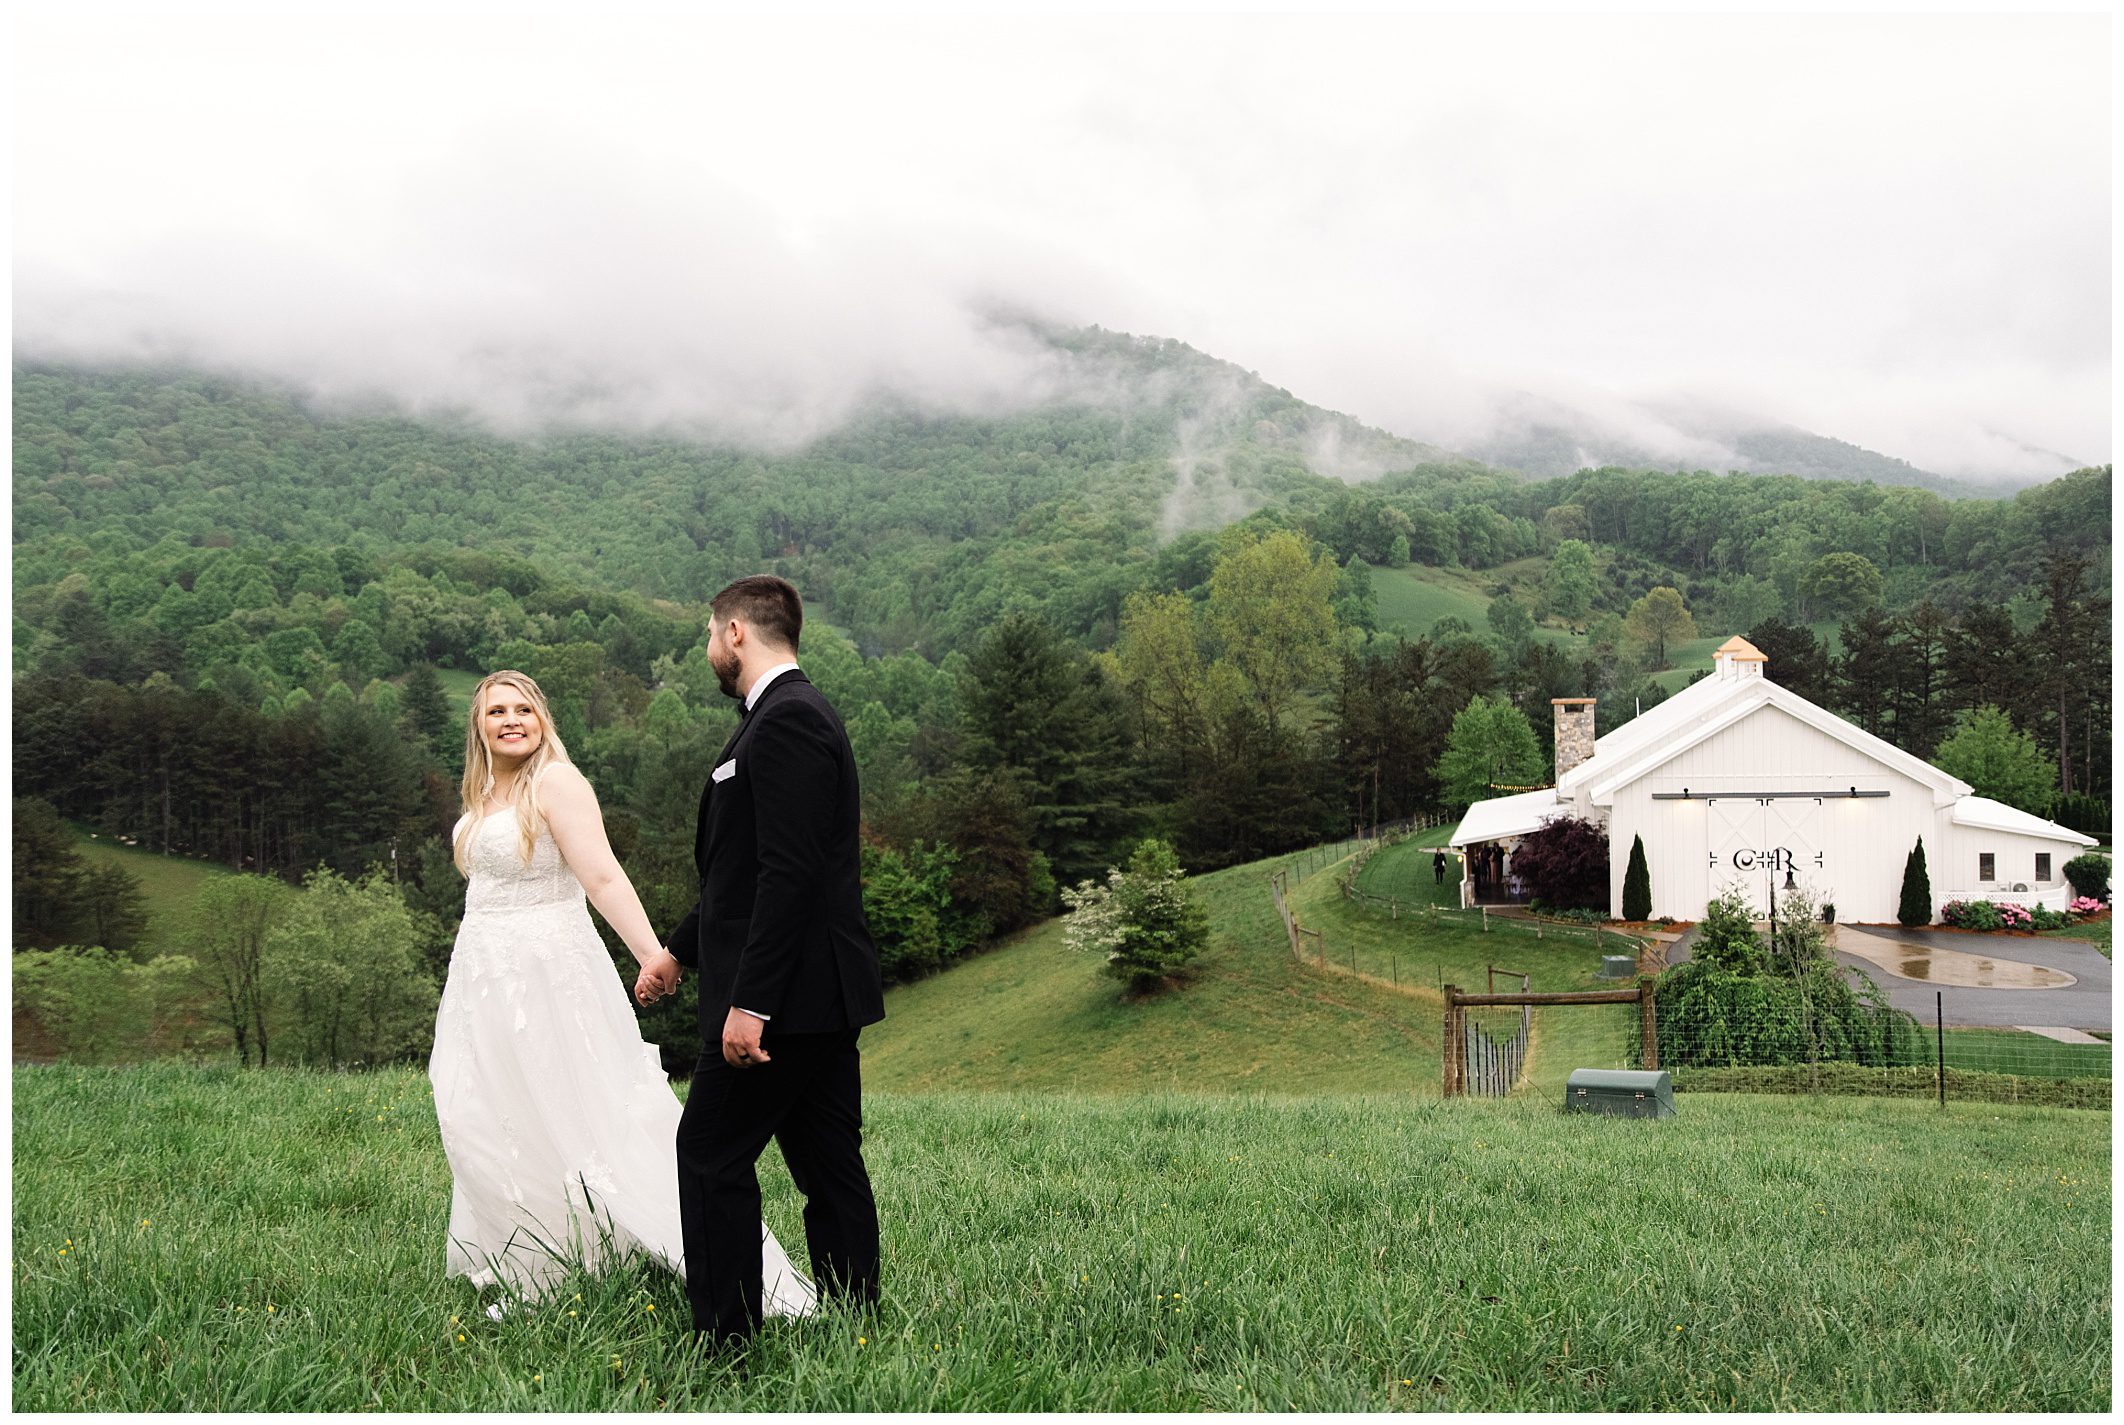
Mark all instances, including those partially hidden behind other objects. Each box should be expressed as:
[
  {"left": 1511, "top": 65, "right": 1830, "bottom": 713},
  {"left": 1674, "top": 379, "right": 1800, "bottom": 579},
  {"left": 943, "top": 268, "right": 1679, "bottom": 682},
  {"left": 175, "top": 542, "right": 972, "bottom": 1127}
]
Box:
[{"left": 1713, "top": 635, "right": 1768, "bottom": 681}]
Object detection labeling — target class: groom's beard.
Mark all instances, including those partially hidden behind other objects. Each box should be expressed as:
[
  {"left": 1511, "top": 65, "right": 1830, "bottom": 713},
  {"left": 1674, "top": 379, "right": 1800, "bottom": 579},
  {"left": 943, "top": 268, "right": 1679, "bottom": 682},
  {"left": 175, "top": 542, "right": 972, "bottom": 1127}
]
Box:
[{"left": 711, "top": 649, "right": 742, "bottom": 700}]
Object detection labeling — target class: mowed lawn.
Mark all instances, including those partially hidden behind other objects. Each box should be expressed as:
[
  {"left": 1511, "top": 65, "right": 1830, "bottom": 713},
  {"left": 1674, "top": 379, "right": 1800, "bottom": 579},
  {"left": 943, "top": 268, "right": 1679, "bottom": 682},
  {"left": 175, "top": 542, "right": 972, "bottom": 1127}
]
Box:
[
  {"left": 11, "top": 1063, "right": 2107, "bottom": 1411},
  {"left": 68, "top": 825, "right": 229, "bottom": 932},
  {"left": 863, "top": 853, "right": 1439, "bottom": 1096},
  {"left": 864, "top": 838, "right": 1642, "bottom": 1101}
]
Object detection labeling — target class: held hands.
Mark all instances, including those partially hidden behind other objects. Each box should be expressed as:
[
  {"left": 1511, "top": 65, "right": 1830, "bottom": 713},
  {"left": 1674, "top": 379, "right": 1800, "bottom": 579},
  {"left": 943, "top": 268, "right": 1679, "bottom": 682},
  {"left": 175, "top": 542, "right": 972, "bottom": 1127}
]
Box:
[
  {"left": 722, "top": 1007, "right": 771, "bottom": 1069},
  {"left": 633, "top": 952, "right": 682, "bottom": 1007}
]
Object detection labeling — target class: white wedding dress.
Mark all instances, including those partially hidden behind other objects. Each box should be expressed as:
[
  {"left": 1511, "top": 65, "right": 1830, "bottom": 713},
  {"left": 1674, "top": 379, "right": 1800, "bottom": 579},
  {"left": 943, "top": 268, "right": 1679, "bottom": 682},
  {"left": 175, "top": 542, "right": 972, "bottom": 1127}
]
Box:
[{"left": 428, "top": 803, "right": 816, "bottom": 1314}]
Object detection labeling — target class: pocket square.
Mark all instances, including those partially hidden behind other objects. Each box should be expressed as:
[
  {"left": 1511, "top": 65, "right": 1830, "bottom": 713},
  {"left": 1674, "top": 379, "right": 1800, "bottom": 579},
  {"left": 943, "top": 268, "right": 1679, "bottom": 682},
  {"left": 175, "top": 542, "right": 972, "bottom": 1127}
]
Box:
[{"left": 712, "top": 758, "right": 737, "bottom": 784}]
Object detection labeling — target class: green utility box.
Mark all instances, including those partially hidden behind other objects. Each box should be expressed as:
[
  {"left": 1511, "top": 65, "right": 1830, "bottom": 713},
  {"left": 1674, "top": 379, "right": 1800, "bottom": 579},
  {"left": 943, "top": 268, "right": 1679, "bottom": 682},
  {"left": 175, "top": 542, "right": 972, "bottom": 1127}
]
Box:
[{"left": 1564, "top": 1068, "right": 1675, "bottom": 1119}]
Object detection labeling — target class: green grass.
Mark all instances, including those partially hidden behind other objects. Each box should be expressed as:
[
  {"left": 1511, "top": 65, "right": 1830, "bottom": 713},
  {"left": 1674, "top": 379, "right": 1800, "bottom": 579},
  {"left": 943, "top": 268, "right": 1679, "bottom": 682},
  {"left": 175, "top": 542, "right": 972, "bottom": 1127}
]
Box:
[
  {"left": 68, "top": 823, "right": 229, "bottom": 934},
  {"left": 1938, "top": 1028, "right": 2110, "bottom": 1081},
  {"left": 1352, "top": 837, "right": 1463, "bottom": 910},
  {"left": 436, "top": 666, "right": 484, "bottom": 720},
  {"left": 11, "top": 1062, "right": 2108, "bottom": 1410},
  {"left": 2042, "top": 915, "right": 2111, "bottom": 956},
  {"left": 1368, "top": 565, "right": 1841, "bottom": 696},
  {"left": 863, "top": 850, "right": 1436, "bottom": 1096},
  {"left": 1370, "top": 565, "right": 1496, "bottom": 639},
  {"left": 1287, "top": 850, "right": 1637, "bottom": 1096}
]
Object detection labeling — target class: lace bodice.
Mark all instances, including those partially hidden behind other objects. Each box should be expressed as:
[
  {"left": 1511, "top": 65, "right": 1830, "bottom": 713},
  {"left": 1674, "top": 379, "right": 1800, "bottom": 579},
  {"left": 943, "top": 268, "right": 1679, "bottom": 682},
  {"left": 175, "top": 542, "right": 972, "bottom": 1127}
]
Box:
[{"left": 459, "top": 807, "right": 586, "bottom": 915}]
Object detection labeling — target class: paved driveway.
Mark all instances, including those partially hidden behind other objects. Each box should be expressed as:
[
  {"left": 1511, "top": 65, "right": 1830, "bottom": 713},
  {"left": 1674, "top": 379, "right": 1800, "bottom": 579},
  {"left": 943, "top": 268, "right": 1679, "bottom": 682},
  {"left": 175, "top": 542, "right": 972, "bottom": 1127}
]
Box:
[{"left": 1665, "top": 925, "right": 2112, "bottom": 1032}]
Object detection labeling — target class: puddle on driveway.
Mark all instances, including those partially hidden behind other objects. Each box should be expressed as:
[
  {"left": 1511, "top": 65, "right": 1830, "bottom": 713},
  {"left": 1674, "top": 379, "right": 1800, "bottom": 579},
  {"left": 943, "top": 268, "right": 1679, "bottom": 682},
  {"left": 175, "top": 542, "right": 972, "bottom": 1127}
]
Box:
[{"left": 1837, "top": 928, "right": 2078, "bottom": 989}]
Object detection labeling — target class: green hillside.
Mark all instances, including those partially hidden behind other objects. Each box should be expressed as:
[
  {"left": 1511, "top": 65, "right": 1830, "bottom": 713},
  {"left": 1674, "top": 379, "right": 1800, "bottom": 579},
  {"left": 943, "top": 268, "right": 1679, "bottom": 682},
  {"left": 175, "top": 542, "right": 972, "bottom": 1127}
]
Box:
[
  {"left": 863, "top": 849, "right": 1440, "bottom": 1096},
  {"left": 864, "top": 836, "right": 1646, "bottom": 1099},
  {"left": 68, "top": 824, "right": 228, "bottom": 934}
]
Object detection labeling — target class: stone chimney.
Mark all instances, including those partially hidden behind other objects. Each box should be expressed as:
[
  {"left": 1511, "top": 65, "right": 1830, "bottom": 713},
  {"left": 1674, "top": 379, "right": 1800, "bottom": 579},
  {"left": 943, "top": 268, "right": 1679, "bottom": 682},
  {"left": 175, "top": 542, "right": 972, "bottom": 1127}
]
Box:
[
  {"left": 1713, "top": 635, "right": 1768, "bottom": 681},
  {"left": 1552, "top": 697, "right": 1596, "bottom": 782}
]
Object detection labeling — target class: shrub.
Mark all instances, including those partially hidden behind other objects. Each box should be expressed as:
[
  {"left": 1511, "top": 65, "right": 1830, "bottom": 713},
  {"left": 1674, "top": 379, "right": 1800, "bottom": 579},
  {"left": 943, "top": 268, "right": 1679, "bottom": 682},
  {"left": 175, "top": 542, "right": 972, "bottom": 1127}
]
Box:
[
  {"left": 1507, "top": 816, "right": 1609, "bottom": 910},
  {"left": 12, "top": 947, "right": 200, "bottom": 1063},
  {"left": 2063, "top": 853, "right": 2109, "bottom": 902},
  {"left": 1942, "top": 900, "right": 2004, "bottom": 931},
  {"left": 1691, "top": 888, "right": 1763, "bottom": 976},
  {"left": 2030, "top": 905, "right": 2071, "bottom": 931},
  {"left": 2069, "top": 896, "right": 2105, "bottom": 917},
  {"left": 267, "top": 867, "right": 440, "bottom": 1068},
  {"left": 1647, "top": 956, "right": 1922, "bottom": 1072},
  {"left": 1062, "top": 838, "right": 1210, "bottom": 995},
  {"left": 1898, "top": 840, "right": 1932, "bottom": 927},
  {"left": 1621, "top": 834, "right": 1652, "bottom": 921}
]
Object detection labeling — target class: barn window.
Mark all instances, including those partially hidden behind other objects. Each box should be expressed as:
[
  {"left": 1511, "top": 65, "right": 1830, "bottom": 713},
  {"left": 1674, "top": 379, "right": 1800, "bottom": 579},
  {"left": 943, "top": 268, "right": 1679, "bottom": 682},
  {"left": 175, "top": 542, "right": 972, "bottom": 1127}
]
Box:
[
  {"left": 2036, "top": 853, "right": 2052, "bottom": 882},
  {"left": 1979, "top": 852, "right": 1995, "bottom": 881}
]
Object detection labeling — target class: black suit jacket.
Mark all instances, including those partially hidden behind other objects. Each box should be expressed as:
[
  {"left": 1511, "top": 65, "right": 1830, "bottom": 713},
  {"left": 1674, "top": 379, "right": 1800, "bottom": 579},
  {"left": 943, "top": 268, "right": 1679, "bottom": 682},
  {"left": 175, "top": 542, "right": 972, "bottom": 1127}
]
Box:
[{"left": 664, "top": 670, "right": 885, "bottom": 1036}]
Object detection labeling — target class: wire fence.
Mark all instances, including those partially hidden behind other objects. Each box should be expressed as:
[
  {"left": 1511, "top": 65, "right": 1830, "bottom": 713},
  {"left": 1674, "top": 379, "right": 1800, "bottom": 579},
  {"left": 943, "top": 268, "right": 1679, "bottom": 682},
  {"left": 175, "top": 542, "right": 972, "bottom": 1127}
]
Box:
[
  {"left": 1267, "top": 829, "right": 2109, "bottom": 1110},
  {"left": 1615, "top": 990, "right": 2110, "bottom": 1110}
]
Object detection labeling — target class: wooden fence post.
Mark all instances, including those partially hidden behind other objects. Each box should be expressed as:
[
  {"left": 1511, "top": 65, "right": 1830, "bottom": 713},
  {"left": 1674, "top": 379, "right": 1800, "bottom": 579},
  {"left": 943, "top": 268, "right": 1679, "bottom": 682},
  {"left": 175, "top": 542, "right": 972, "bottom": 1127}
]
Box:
[
  {"left": 1441, "top": 986, "right": 1460, "bottom": 1098},
  {"left": 1639, "top": 976, "right": 1659, "bottom": 1071}
]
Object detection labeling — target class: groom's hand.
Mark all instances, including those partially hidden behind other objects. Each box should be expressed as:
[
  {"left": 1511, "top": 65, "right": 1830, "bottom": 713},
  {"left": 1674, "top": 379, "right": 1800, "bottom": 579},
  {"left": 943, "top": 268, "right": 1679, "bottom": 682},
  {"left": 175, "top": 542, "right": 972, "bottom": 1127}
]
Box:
[
  {"left": 634, "top": 952, "right": 682, "bottom": 1007},
  {"left": 721, "top": 1008, "right": 771, "bottom": 1068}
]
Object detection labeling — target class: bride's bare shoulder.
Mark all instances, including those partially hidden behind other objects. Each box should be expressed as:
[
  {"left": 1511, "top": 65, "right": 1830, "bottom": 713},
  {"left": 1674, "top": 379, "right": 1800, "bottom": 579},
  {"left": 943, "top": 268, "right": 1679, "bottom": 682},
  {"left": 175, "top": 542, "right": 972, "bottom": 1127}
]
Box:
[{"left": 536, "top": 760, "right": 596, "bottom": 802}]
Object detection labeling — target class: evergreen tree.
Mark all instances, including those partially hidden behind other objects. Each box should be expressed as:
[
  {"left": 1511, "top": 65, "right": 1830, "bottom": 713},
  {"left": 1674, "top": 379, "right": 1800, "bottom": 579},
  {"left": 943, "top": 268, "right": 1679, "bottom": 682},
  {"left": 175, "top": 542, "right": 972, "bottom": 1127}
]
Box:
[
  {"left": 1898, "top": 840, "right": 1932, "bottom": 928},
  {"left": 1622, "top": 834, "right": 1652, "bottom": 921},
  {"left": 399, "top": 663, "right": 456, "bottom": 756},
  {"left": 959, "top": 611, "right": 1138, "bottom": 886},
  {"left": 13, "top": 796, "right": 86, "bottom": 948},
  {"left": 1745, "top": 618, "right": 1834, "bottom": 707},
  {"left": 1835, "top": 608, "right": 1902, "bottom": 737}
]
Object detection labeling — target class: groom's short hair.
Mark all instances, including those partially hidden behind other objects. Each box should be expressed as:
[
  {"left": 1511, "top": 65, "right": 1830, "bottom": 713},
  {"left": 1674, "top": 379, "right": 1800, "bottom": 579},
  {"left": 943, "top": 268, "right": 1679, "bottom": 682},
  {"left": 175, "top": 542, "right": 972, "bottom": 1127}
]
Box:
[{"left": 711, "top": 575, "right": 803, "bottom": 652}]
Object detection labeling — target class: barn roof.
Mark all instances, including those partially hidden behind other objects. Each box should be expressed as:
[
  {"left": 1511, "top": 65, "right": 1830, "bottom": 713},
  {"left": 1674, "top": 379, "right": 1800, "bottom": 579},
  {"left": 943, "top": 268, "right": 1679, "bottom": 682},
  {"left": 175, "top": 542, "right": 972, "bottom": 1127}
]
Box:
[{"left": 1951, "top": 795, "right": 2098, "bottom": 847}]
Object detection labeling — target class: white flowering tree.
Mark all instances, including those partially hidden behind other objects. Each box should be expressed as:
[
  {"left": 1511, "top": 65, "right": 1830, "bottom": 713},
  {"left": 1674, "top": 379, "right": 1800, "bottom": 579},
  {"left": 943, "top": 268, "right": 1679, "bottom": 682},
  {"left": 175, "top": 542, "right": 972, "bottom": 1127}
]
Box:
[{"left": 1061, "top": 838, "right": 1210, "bottom": 994}]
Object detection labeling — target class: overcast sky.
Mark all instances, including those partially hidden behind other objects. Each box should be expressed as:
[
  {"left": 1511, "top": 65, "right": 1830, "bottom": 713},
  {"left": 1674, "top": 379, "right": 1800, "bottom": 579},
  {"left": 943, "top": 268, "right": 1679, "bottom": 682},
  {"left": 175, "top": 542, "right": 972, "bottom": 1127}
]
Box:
[{"left": 13, "top": 7, "right": 2112, "bottom": 480}]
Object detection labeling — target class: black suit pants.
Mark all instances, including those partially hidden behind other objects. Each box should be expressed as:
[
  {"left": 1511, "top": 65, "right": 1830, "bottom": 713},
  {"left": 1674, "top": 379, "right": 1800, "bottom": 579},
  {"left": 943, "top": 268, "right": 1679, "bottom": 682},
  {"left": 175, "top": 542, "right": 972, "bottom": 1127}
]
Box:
[{"left": 676, "top": 1027, "right": 880, "bottom": 1343}]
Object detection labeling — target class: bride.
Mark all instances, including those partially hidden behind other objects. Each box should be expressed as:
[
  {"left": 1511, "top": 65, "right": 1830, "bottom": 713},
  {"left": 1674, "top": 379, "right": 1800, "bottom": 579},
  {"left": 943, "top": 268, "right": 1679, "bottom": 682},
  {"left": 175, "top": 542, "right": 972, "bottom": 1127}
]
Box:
[{"left": 428, "top": 669, "right": 815, "bottom": 1318}]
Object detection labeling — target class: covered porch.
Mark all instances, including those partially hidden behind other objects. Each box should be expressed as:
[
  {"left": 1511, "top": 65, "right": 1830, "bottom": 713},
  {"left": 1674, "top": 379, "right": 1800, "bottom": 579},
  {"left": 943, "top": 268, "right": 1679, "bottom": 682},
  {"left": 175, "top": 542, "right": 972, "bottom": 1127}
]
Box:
[{"left": 1447, "top": 788, "right": 1571, "bottom": 910}]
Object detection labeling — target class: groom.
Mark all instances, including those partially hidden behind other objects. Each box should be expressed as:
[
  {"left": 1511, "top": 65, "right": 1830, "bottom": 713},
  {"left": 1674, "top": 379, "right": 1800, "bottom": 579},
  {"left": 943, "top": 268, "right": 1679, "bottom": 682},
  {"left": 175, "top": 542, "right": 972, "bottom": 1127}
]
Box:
[{"left": 662, "top": 574, "right": 885, "bottom": 1348}]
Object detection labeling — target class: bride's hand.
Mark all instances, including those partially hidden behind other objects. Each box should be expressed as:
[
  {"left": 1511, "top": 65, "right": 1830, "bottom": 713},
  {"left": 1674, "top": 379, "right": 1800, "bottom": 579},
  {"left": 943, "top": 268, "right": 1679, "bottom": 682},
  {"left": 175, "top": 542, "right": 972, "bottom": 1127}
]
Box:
[{"left": 634, "top": 953, "right": 682, "bottom": 1006}]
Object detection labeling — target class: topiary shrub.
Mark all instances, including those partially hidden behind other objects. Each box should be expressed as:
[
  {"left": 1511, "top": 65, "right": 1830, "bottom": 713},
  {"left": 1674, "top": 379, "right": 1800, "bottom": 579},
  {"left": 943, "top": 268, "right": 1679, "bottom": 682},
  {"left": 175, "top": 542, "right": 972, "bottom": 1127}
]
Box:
[
  {"left": 2063, "top": 853, "right": 2110, "bottom": 902},
  {"left": 1621, "top": 834, "right": 1652, "bottom": 921},
  {"left": 1898, "top": 840, "right": 1932, "bottom": 927}
]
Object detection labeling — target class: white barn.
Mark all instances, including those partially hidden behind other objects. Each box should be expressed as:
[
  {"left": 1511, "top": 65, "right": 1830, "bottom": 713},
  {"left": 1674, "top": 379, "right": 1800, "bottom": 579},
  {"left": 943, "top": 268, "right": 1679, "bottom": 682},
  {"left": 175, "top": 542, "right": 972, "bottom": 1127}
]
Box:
[{"left": 1448, "top": 636, "right": 2097, "bottom": 922}]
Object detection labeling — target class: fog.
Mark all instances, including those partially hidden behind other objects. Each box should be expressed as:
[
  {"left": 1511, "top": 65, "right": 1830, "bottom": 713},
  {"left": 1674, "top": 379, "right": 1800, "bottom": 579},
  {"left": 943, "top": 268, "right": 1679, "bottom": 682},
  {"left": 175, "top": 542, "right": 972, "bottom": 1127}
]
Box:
[{"left": 13, "top": 9, "right": 2110, "bottom": 481}]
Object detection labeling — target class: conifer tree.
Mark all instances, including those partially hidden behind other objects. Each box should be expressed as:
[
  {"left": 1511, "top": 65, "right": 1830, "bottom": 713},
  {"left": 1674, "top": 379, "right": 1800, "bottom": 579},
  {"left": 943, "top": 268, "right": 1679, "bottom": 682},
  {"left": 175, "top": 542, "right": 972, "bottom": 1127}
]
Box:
[
  {"left": 1898, "top": 839, "right": 1932, "bottom": 927},
  {"left": 1622, "top": 833, "right": 1652, "bottom": 921}
]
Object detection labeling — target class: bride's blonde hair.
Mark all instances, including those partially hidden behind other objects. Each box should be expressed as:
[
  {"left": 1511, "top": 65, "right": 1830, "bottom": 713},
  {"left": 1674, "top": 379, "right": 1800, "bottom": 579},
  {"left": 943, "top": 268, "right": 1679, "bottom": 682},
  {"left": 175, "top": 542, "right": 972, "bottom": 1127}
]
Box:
[{"left": 453, "top": 670, "right": 573, "bottom": 874}]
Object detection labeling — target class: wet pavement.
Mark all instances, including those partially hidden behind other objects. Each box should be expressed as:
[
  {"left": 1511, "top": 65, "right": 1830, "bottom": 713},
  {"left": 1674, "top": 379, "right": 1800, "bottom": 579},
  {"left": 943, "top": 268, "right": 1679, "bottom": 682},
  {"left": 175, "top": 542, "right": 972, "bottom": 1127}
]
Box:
[{"left": 1663, "top": 923, "right": 2112, "bottom": 1032}]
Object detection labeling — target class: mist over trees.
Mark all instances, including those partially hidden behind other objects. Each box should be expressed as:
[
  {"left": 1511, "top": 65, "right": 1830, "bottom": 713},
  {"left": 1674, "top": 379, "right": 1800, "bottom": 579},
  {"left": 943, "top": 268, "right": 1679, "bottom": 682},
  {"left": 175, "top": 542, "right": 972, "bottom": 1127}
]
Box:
[{"left": 10, "top": 353, "right": 2112, "bottom": 1068}]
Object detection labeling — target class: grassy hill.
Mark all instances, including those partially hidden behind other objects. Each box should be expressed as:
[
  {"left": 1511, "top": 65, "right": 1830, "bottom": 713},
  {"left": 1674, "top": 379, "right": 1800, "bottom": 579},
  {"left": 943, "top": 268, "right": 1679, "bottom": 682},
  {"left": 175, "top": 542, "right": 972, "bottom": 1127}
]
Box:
[
  {"left": 68, "top": 822, "right": 229, "bottom": 936},
  {"left": 863, "top": 837, "right": 1647, "bottom": 1100},
  {"left": 11, "top": 1061, "right": 2108, "bottom": 1410},
  {"left": 862, "top": 847, "right": 1439, "bottom": 1096}
]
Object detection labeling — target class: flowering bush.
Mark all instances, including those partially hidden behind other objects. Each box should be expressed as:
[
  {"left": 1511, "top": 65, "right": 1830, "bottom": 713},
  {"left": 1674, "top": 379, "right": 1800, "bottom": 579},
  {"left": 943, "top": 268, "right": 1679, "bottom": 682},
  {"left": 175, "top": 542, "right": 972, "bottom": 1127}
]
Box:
[
  {"left": 1061, "top": 838, "right": 1210, "bottom": 994},
  {"left": 2069, "top": 896, "right": 2106, "bottom": 917},
  {"left": 1941, "top": 899, "right": 2044, "bottom": 931}
]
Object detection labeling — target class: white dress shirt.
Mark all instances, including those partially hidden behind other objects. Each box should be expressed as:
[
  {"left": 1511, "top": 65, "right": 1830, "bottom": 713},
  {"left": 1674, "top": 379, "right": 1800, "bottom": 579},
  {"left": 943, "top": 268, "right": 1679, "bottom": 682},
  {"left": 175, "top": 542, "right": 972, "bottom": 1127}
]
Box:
[
  {"left": 736, "top": 660, "right": 799, "bottom": 1024},
  {"left": 745, "top": 661, "right": 801, "bottom": 710}
]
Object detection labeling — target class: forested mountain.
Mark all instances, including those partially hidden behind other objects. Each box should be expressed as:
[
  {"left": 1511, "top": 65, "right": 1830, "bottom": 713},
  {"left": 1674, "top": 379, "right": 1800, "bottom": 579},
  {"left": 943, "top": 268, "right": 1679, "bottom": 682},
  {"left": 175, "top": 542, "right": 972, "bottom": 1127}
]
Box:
[
  {"left": 11, "top": 335, "right": 2111, "bottom": 1070},
  {"left": 1458, "top": 388, "right": 2027, "bottom": 493}
]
